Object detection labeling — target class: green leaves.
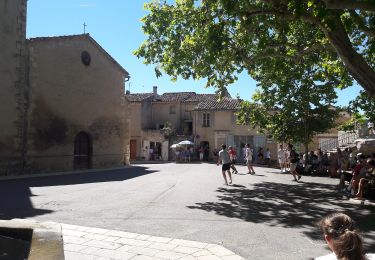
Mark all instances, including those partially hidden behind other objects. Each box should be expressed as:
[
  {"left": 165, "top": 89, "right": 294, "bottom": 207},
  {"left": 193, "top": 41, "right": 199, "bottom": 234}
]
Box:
[
  {"left": 135, "top": 0, "right": 375, "bottom": 98},
  {"left": 349, "top": 90, "right": 375, "bottom": 123}
]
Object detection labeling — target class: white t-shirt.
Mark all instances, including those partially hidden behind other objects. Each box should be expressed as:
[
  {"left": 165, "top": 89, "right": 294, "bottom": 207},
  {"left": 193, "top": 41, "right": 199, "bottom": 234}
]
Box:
[
  {"left": 277, "top": 149, "right": 285, "bottom": 159},
  {"left": 245, "top": 147, "right": 252, "bottom": 160},
  {"left": 315, "top": 253, "right": 375, "bottom": 260},
  {"left": 266, "top": 150, "right": 271, "bottom": 159},
  {"left": 218, "top": 149, "right": 231, "bottom": 164}
]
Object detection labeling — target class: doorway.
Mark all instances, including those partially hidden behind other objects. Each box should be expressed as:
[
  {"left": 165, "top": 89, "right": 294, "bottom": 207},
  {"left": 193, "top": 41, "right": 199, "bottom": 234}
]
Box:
[
  {"left": 74, "top": 131, "right": 92, "bottom": 169},
  {"left": 200, "top": 141, "right": 210, "bottom": 161},
  {"left": 130, "top": 140, "right": 137, "bottom": 160}
]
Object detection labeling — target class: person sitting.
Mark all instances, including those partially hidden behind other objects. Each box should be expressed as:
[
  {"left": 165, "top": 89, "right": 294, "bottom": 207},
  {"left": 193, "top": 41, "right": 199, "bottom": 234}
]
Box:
[
  {"left": 321, "top": 152, "right": 330, "bottom": 175},
  {"left": 329, "top": 153, "right": 339, "bottom": 178},
  {"left": 349, "top": 155, "right": 368, "bottom": 195},
  {"left": 315, "top": 212, "right": 375, "bottom": 260},
  {"left": 355, "top": 158, "right": 375, "bottom": 200},
  {"left": 337, "top": 154, "right": 366, "bottom": 191}
]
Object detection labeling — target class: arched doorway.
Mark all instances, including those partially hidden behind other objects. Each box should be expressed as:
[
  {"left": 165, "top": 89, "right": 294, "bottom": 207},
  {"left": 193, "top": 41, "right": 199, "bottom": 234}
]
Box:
[{"left": 74, "top": 131, "right": 92, "bottom": 169}]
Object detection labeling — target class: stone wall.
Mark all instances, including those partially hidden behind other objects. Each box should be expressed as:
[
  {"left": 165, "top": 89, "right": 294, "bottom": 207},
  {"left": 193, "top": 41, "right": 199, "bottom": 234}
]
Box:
[
  {"left": 27, "top": 35, "right": 129, "bottom": 173},
  {"left": 0, "top": 0, "right": 29, "bottom": 175}
]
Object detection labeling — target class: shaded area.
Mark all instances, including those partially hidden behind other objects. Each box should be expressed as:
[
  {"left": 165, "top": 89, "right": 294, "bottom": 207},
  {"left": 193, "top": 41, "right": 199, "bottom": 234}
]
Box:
[
  {"left": 0, "top": 166, "right": 157, "bottom": 220},
  {"left": 188, "top": 181, "right": 375, "bottom": 251},
  {"left": 0, "top": 228, "right": 32, "bottom": 260}
]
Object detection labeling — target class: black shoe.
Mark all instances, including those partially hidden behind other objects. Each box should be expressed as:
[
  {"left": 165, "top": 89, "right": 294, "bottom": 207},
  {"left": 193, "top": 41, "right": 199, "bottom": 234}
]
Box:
[{"left": 298, "top": 175, "right": 302, "bottom": 181}]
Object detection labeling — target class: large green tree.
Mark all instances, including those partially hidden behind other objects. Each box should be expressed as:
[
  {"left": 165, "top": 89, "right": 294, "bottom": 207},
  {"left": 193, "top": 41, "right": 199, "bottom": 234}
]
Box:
[
  {"left": 349, "top": 90, "right": 375, "bottom": 122},
  {"left": 236, "top": 43, "right": 339, "bottom": 155},
  {"left": 135, "top": 0, "right": 375, "bottom": 96}
]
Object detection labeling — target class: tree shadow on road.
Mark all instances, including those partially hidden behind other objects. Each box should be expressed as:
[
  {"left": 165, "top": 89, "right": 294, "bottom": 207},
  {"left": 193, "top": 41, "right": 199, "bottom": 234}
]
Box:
[
  {"left": 187, "top": 181, "right": 375, "bottom": 251},
  {"left": 0, "top": 166, "right": 157, "bottom": 220}
]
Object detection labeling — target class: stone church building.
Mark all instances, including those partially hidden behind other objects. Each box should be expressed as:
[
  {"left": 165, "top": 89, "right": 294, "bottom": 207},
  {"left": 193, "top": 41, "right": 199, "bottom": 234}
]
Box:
[{"left": 0, "top": 0, "right": 130, "bottom": 175}]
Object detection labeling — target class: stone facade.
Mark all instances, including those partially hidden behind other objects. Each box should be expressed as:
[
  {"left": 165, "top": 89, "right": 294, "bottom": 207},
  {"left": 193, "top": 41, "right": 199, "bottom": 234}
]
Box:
[
  {"left": 127, "top": 89, "right": 277, "bottom": 162},
  {"left": 0, "top": 1, "right": 130, "bottom": 175},
  {"left": 27, "top": 35, "right": 130, "bottom": 172},
  {"left": 0, "top": 0, "right": 28, "bottom": 174}
]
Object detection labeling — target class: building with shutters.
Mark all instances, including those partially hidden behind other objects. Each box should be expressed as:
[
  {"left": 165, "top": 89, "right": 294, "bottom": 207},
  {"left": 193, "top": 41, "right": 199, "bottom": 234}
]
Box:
[{"left": 126, "top": 87, "right": 276, "bottom": 162}]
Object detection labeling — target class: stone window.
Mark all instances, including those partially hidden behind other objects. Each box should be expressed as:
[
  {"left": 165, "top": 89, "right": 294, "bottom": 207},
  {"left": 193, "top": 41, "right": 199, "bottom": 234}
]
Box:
[
  {"left": 169, "top": 105, "right": 176, "bottom": 114},
  {"left": 203, "top": 113, "right": 210, "bottom": 127}
]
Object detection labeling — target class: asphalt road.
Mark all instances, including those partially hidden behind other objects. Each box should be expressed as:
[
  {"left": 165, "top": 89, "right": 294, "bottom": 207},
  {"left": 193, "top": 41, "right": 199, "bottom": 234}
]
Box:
[{"left": 0, "top": 163, "right": 374, "bottom": 260}]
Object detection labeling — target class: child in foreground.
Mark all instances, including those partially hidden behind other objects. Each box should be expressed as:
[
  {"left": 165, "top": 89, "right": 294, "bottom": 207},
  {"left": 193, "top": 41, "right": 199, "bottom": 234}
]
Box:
[{"left": 315, "top": 212, "right": 374, "bottom": 260}]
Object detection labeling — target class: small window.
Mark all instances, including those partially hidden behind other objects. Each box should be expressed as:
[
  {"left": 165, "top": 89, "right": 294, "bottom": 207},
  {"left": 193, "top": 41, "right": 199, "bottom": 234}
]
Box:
[
  {"left": 202, "top": 113, "right": 210, "bottom": 127},
  {"left": 169, "top": 105, "right": 176, "bottom": 114},
  {"left": 81, "top": 51, "right": 91, "bottom": 66}
]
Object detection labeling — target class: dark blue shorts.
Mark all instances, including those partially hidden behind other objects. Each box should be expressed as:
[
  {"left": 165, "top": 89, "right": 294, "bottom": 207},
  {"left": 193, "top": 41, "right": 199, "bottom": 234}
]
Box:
[{"left": 222, "top": 163, "right": 231, "bottom": 171}]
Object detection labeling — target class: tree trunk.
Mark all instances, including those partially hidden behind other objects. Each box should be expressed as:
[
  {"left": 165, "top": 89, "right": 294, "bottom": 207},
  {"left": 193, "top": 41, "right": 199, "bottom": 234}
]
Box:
[{"left": 323, "top": 14, "right": 375, "bottom": 97}]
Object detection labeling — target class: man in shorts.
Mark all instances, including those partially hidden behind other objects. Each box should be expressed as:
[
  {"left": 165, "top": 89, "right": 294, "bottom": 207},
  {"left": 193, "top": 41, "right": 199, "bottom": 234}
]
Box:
[
  {"left": 245, "top": 144, "right": 255, "bottom": 174},
  {"left": 217, "top": 144, "right": 233, "bottom": 185}
]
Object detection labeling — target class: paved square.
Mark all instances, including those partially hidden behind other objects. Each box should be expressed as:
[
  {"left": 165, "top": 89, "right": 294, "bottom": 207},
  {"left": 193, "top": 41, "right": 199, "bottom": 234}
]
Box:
[{"left": 0, "top": 163, "right": 374, "bottom": 259}]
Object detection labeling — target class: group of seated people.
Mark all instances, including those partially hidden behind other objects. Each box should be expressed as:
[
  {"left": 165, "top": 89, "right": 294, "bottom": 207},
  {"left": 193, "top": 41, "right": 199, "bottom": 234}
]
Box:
[
  {"left": 337, "top": 153, "right": 375, "bottom": 200},
  {"left": 294, "top": 148, "right": 375, "bottom": 200}
]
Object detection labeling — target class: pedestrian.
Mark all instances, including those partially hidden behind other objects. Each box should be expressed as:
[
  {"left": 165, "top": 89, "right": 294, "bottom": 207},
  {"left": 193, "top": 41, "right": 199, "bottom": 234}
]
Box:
[
  {"left": 315, "top": 212, "right": 375, "bottom": 260},
  {"left": 265, "top": 148, "right": 271, "bottom": 166},
  {"left": 149, "top": 147, "right": 154, "bottom": 160},
  {"left": 288, "top": 144, "right": 302, "bottom": 182},
  {"left": 258, "top": 147, "right": 264, "bottom": 164},
  {"left": 213, "top": 148, "right": 218, "bottom": 163},
  {"left": 278, "top": 144, "right": 286, "bottom": 173},
  {"left": 245, "top": 144, "right": 255, "bottom": 174},
  {"left": 228, "top": 146, "right": 238, "bottom": 174},
  {"left": 199, "top": 146, "right": 204, "bottom": 161},
  {"left": 217, "top": 144, "right": 232, "bottom": 185}
]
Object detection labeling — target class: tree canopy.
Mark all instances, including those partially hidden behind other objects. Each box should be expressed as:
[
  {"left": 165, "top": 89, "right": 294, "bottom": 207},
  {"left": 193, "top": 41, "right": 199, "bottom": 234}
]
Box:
[
  {"left": 349, "top": 90, "right": 375, "bottom": 122},
  {"left": 236, "top": 43, "right": 339, "bottom": 149},
  {"left": 135, "top": 0, "right": 375, "bottom": 96}
]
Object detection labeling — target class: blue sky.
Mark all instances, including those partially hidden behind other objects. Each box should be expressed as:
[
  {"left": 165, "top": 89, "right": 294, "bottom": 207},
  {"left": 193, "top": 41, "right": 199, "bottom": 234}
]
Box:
[{"left": 26, "top": 0, "right": 361, "bottom": 106}]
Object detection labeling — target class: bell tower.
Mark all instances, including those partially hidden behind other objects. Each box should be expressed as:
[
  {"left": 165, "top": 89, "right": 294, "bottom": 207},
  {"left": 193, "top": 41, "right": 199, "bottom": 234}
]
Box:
[{"left": 0, "top": 0, "right": 29, "bottom": 174}]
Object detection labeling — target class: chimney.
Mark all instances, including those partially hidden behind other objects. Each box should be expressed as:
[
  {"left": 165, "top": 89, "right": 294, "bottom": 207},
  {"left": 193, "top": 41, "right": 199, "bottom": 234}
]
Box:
[{"left": 153, "top": 86, "right": 158, "bottom": 97}]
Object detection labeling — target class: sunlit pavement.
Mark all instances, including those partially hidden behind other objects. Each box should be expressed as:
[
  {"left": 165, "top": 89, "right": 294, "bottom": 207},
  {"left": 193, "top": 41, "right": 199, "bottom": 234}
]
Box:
[{"left": 0, "top": 163, "right": 374, "bottom": 259}]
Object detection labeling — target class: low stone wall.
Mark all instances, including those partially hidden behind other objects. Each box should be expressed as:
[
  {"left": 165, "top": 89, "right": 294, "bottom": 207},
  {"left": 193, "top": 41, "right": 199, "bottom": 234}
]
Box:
[{"left": 0, "top": 219, "right": 64, "bottom": 260}]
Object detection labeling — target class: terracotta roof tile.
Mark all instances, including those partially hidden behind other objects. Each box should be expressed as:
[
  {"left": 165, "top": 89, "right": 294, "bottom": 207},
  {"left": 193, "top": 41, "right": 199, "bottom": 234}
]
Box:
[
  {"left": 184, "top": 94, "right": 217, "bottom": 102},
  {"left": 159, "top": 92, "right": 196, "bottom": 102},
  {"left": 194, "top": 97, "right": 241, "bottom": 110},
  {"left": 126, "top": 93, "right": 154, "bottom": 102}
]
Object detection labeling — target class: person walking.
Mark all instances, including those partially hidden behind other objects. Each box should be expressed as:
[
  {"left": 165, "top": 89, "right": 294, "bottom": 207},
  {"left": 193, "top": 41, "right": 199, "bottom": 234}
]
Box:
[
  {"left": 278, "top": 144, "right": 286, "bottom": 173},
  {"left": 288, "top": 144, "right": 302, "bottom": 182},
  {"left": 199, "top": 146, "right": 204, "bottom": 161},
  {"left": 265, "top": 148, "right": 271, "bottom": 166},
  {"left": 245, "top": 144, "right": 256, "bottom": 174},
  {"left": 228, "top": 146, "right": 238, "bottom": 174},
  {"left": 217, "top": 144, "right": 233, "bottom": 185}
]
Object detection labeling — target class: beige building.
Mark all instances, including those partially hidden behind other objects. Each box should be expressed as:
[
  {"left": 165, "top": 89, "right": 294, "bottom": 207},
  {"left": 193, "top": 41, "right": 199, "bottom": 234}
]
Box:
[
  {"left": 127, "top": 87, "right": 277, "bottom": 162},
  {"left": 0, "top": 0, "right": 130, "bottom": 175}
]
